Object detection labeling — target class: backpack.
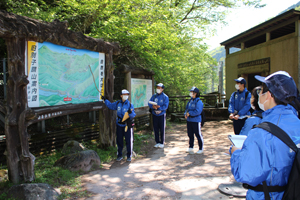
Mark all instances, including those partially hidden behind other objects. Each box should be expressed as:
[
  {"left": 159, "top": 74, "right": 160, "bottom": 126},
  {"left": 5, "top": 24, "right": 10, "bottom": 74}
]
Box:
[
  {"left": 244, "top": 122, "right": 300, "bottom": 200},
  {"left": 187, "top": 98, "right": 205, "bottom": 127}
]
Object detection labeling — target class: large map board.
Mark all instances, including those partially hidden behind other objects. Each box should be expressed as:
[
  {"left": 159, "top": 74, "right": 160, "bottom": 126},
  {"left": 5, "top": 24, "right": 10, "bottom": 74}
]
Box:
[
  {"left": 25, "top": 41, "right": 105, "bottom": 107},
  {"left": 131, "top": 78, "right": 152, "bottom": 108}
]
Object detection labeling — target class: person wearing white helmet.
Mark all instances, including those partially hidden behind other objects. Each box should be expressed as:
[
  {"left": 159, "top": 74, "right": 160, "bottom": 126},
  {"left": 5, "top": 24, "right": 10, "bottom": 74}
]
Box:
[
  {"left": 102, "top": 89, "right": 136, "bottom": 162},
  {"left": 148, "top": 83, "right": 169, "bottom": 148},
  {"left": 230, "top": 71, "right": 300, "bottom": 199}
]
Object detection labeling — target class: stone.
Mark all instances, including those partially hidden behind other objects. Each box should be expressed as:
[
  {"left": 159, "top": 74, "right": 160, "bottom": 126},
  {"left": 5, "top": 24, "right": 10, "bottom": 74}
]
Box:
[
  {"left": 7, "top": 183, "right": 59, "bottom": 200},
  {"left": 54, "top": 150, "right": 100, "bottom": 172},
  {"left": 61, "top": 140, "right": 87, "bottom": 155}
]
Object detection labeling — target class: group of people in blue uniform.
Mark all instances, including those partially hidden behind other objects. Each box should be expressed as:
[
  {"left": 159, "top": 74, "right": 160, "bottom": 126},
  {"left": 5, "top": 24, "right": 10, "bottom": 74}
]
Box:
[
  {"left": 101, "top": 70, "right": 300, "bottom": 199},
  {"left": 228, "top": 71, "right": 300, "bottom": 199},
  {"left": 102, "top": 83, "right": 205, "bottom": 162}
]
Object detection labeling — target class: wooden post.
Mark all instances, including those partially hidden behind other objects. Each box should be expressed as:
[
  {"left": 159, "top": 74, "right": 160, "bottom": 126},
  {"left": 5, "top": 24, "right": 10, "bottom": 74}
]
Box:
[
  {"left": 98, "top": 51, "right": 116, "bottom": 148},
  {"left": 5, "top": 37, "right": 35, "bottom": 183},
  {"left": 266, "top": 32, "right": 271, "bottom": 42},
  {"left": 241, "top": 42, "right": 245, "bottom": 50}
]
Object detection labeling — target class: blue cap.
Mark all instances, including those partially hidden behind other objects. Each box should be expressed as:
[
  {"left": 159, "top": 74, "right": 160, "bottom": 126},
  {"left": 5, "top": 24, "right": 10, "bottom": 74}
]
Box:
[
  {"left": 234, "top": 77, "right": 246, "bottom": 86},
  {"left": 156, "top": 83, "right": 165, "bottom": 89},
  {"left": 189, "top": 86, "right": 199, "bottom": 94},
  {"left": 255, "top": 71, "right": 297, "bottom": 103}
]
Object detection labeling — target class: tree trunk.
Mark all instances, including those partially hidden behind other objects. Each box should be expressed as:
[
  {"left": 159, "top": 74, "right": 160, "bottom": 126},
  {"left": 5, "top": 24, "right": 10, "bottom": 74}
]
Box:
[{"left": 5, "top": 37, "right": 35, "bottom": 183}]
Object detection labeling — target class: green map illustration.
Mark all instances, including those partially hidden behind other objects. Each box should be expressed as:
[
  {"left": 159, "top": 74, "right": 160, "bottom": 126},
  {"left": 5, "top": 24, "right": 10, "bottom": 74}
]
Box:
[
  {"left": 132, "top": 84, "right": 147, "bottom": 108},
  {"left": 38, "top": 43, "right": 101, "bottom": 106}
]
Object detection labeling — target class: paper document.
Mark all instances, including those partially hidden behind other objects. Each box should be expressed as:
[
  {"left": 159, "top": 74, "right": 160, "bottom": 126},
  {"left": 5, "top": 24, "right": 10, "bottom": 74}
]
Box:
[
  {"left": 149, "top": 101, "right": 157, "bottom": 105},
  {"left": 228, "top": 135, "right": 247, "bottom": 148}
]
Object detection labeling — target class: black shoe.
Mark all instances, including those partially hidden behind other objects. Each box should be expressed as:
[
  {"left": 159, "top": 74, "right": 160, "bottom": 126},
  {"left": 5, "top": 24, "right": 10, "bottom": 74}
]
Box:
[
  {"left": 116, "top": 157, "right": 123, "bottom": 161},
  {"left": 126, "top": 157, "right": 131, "bottom": 162}
]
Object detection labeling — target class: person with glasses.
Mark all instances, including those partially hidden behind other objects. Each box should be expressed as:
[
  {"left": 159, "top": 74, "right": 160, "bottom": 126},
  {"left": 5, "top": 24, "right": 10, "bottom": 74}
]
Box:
[
  {"left": 229, "top": 71, "right": 300, "bottom": 200},
  {"left": 228, "top": 77, "right": 251, "bottom": 135},
  {"left": 239, "top": 86, "right": 263, "bottom": 136},
  {"left": 102, "top": 89, "right": 136, "bottom": 162}
]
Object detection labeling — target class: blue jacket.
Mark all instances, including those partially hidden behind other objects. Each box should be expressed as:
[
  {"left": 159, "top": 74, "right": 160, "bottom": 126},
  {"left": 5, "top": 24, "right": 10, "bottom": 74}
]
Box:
[
  {"left": 104, "top": 99, "right": 136, "bottom": 127},
  {"left": 184, "top": 97, "right": 203, "bottom": 123},
  {"left": 228, "top": 89, "right": 251, "bottom": 117},
  {"left": 239, "top": 110, "right": 263, "bottom": 136},
  {"left": 230, "top": 105, "right": 300, "bottom": 200},
  {"left": 148, "top": 92, "right": 169, "bottom": 116}
]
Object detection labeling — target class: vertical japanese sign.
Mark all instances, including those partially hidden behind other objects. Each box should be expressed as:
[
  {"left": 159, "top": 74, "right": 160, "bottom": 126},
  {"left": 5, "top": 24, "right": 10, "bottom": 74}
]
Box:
[
  {"left": 25, "top": 41, "right": 105, "bottom": 107},
  {"left": 27, "top": 41, "right": 39, "bottom": 107}
]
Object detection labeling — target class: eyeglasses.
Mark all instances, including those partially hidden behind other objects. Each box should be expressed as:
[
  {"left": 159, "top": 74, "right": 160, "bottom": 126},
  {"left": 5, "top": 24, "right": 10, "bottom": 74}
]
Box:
[{"left": 256, "top": 88, "right": 262, "bottom": 95}]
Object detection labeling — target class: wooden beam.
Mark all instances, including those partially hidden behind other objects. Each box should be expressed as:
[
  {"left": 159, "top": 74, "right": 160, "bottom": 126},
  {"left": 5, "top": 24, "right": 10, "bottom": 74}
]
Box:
[{"left": 224, "top": 16, "right": 299, "bottom": 48}]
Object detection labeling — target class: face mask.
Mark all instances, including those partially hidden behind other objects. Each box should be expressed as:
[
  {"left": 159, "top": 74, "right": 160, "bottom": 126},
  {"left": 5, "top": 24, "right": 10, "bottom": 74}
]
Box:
[
  {"left": 122, "top": 95, "right": 129, "bottom": 101},
  {"left": 258, "top": 93, "right": 268, "bottom": 111},
  {"left": 235, "top": 84, "right": 240, "bottom": 90},
  {"left": 156, "top": 89, "right": 161, "bottom": 94},
  {"left": 189, "top": 92, "right": 194, "bottom": 97}
]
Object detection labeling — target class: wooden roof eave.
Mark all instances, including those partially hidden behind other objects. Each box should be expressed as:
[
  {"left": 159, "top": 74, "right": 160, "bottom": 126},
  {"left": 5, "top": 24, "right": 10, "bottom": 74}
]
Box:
[
  {"left": 0, "top": 10, "right": 121, "bottom": 55},
  {"left": 220, "top": 9, "right": 300, "bottom": 49}
]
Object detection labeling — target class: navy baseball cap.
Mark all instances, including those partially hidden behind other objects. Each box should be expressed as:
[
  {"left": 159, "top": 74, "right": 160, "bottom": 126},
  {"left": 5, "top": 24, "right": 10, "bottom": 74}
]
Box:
[
  {"left": 234, "top": 77, "right": 246, "bottom": 86},
  {"left": 255, "top": 71, "right": 297, "bottom": 103},
  {"left": 189, "top": 86, "right": 199, "bottom": 94},
  {"left": 156, "top": 83, "right": 165, "bottom": 89}
]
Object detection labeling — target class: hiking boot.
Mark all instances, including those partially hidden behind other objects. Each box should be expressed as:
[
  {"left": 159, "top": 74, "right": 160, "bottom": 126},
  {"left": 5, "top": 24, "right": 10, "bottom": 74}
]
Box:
[
  {"left": 158, "top": 144, "right": 164, "bottom": 148},
  {"left": 154, "top": 143, "right": 160, "bottom": 148},
  {"left": 116, "top": 157, "right": 123, "bottom": 161},
  {"left": 196, "top": 150, "right": 203, "bottom": 154},
  {"left": 126, "top": 157, "right": 132, "bottom": 162},
  {"left": 186, "top": 148, "right": 194, "bottom": 154}
]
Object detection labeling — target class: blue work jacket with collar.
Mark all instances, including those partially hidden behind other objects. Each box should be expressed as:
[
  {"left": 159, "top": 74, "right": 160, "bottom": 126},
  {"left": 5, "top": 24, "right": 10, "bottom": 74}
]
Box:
[
  {"left": 228, "top": 88, "right": 251, "bottom": 117},
  {"left": 239, "top": 110, "right": 263, "bottom": 136},
  {"left": 105, "top": 99, "right": 136, "bottom": 127},
  {"left": 184, "top": 97, "right": 203, "bottom": 123},
  {"left": 230, "top": 105, "right": 300, "bottom": 200},
  {"left": 148, "top": 92, "right": 169, "bottom": 116}
]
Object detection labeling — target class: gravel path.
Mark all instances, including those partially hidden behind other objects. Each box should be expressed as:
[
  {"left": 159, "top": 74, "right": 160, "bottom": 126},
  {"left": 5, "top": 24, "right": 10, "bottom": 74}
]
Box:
[{"left": 81, "top": 120, "right": 245, "bottom": 200}]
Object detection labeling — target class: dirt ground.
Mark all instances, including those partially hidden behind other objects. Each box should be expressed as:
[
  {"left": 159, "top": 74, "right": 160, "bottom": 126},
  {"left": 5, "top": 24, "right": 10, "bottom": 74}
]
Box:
[{"left": 80, "top": 120, "right": 245, "bottom": 200}]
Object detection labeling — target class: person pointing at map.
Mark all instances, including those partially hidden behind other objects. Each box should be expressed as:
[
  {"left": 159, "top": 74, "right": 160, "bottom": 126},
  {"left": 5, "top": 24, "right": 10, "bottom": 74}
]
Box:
[
  {"left": 102, "top": 89, "right": 136, "bottom": 162},
  {"left": 148, "top": 83, "right": 169, "bottom": 148}
]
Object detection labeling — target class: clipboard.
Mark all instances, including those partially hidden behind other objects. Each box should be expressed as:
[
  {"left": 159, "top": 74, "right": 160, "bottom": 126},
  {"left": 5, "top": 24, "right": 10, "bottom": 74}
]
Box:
[{"left": 228, "top": 135, "right": 247, "bottom": 148}]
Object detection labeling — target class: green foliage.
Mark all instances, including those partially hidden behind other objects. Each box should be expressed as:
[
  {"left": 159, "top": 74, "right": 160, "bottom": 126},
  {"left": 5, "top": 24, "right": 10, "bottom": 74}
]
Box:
[{"left": 1, "top": 0, "right": 263, "bottom": 95}]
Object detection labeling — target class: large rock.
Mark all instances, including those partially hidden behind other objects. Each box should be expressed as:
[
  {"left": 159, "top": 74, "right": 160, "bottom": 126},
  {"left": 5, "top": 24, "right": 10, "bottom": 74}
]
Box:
[
  {"left": 54, "top": 150, "right": 100, "bottom": 172},
  {"left": 61, "top": 140, "right": 87, "bottom": 155},
  {"left": 7, "top": 183, "right": 59, "bottom": 200}
]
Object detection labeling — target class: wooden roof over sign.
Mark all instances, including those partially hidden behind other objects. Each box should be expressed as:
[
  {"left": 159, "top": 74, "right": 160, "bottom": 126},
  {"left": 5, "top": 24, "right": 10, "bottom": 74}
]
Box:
[
  {"left": 0, "top": 10, "right": 120, "bottom": 55},
  {"left": 220, "top": 9, "right": 300, "bottom": 48}
]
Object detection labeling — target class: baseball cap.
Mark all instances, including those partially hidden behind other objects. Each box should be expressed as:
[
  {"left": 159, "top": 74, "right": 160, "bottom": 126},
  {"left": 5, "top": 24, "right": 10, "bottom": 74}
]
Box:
[
  {"left": 234, "top": 77, "right": 246, "bottom": 86},
  {"left": 156, "top": 83, "right": 165, "bottom": 89},
  {"left": 121, "top": 89, "right": 130, "bottom": 95},
  {"left": 189, "top": 86, "right": 200, "bottom": 94},
  {"left": 255, "top": 71, "right": 297, "bottom": 103}
]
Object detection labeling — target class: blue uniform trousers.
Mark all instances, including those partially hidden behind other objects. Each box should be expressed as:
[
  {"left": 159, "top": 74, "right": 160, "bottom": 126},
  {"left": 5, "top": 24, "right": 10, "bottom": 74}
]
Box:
[
  {"left": 233, "top": 118, "right": 247, "bottom": 135},
  {"left": 152, "top": 114, "right": 166, "bottom": 144},
  {"left": 116, "top": 125, "right": 133, "bottom": 158},
  {"left": 187, "top": 121, "right": 203, "bottom": 150}
]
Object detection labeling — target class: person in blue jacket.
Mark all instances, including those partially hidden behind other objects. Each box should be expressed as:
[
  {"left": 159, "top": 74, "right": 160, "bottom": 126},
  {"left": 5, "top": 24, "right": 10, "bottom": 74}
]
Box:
[
  {"left": 184, "top": 87, "right": 204, "bottom": 154},
  {"left": 239, "top": 86, "right": 263, "bottom": 136},
  {"left": 148, "top": 83, "right": 169, "bottom": 148},
  {"left": 102, "top": 89, "right": 136, "bottom": 162},
  {"left": 230, "top": 71, "right": 300, "bottom": 200},
  {"left": 228, "top": 77, "right": 251, "bottom": 135}
]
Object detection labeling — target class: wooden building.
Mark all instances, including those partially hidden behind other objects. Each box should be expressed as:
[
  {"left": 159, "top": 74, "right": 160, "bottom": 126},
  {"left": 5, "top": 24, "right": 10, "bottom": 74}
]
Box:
[{"left": 221, "top": 9, "right": 300, "bottom": 100}]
